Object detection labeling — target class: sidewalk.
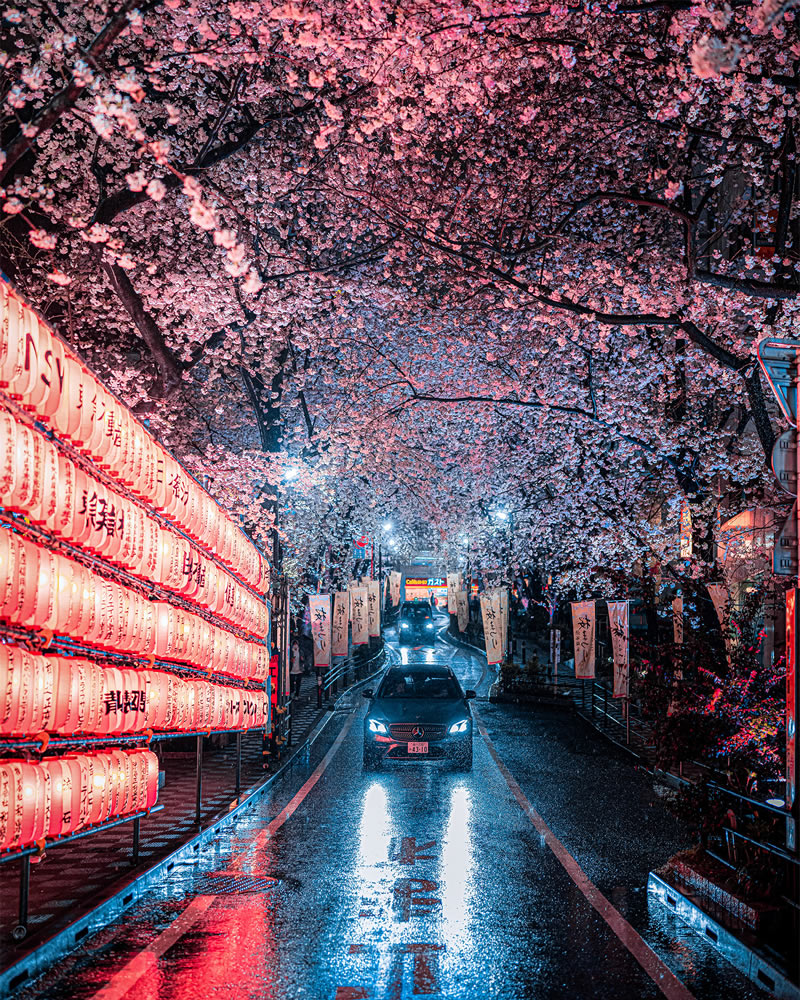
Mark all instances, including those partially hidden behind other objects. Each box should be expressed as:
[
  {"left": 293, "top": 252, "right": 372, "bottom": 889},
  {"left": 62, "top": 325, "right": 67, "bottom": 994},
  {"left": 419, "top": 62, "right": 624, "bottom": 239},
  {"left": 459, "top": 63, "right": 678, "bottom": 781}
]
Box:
[{"left": 0, "top": 670, "right": 327, "bottom": 975}]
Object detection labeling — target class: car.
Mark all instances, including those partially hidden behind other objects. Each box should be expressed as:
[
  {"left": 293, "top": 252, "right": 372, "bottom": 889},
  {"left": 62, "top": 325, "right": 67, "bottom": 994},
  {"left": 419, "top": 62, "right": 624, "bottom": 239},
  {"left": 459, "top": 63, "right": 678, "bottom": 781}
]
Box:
[
  {"left": 362, "top": 664, "right": 476, "bottom": 770},
  {"left": 397, "top": 601, "right": 437, "bottom": 645}
]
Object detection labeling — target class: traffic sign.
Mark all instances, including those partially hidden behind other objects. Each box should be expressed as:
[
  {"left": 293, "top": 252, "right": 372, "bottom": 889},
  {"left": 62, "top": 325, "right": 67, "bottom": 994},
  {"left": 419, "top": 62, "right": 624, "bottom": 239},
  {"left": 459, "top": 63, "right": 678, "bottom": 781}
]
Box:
[
  {"left": 774, "top": 502, "right": 798, "bottom": 575},
  {"left": 772, "top": 429, "right": 797, "bottom": 495},
  {"left": 757, "top": 339, "right": 800, "bottom": 427}
]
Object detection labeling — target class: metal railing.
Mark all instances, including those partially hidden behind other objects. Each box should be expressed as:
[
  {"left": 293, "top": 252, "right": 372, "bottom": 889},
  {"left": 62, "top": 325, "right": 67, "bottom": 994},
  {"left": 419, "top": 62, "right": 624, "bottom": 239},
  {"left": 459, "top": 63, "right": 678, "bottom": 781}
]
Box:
[{"left": 322, "top": 641, "right": 386, "bottom": 697}]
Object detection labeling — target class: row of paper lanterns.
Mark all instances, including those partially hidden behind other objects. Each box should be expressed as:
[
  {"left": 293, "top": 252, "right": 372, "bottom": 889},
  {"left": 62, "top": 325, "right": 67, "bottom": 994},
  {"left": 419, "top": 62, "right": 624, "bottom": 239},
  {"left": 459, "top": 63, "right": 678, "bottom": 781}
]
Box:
[
  {"left": 0, "top": 281, "right": 268, "bottom": 593},
  {"left": 0, "top": 644, "right": 270, "bottom": 736},
  {"left": 0, "top": 411, "right": 268, "bottom": 638},
  {"left": 0, "top": 531, "right": 269, "bottom": 680},
  {"left": 0, "top": 749, "right": 159, "bottom": 852}
]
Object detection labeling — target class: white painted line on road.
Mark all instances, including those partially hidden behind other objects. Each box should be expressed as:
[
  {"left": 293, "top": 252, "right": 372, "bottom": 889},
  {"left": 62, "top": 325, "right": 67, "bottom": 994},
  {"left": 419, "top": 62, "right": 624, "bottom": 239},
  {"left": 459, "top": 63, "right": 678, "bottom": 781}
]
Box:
[
  {"left": 475, "top": 711, "right": 697, "bottom": 1000},
  {"left": 89, "top": 707, "right": 359, "bottom": 1000}
]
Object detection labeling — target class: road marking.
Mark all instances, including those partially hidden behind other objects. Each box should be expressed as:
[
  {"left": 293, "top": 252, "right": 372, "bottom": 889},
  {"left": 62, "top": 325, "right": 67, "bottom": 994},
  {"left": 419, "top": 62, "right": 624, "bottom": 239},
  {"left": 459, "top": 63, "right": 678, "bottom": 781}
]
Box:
[
  {"left": 475, "top": 712, "right": 696, "bottom": 1000},
  {"left": 90, "top": 895, "right": 215, "bottom": 1000},
  {"left": 90, "top": 709, "right": 358, "bottom": 999}
]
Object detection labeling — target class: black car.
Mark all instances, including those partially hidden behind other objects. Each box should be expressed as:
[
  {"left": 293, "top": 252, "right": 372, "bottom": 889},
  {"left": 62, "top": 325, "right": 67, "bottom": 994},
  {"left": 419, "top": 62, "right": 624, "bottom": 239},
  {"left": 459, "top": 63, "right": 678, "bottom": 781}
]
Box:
[
  {"left": 397, "top": 601, "right": 437, "bottom": 645},
  {"left": 362, "top": 664, "right": 475, "bottom": 770}
]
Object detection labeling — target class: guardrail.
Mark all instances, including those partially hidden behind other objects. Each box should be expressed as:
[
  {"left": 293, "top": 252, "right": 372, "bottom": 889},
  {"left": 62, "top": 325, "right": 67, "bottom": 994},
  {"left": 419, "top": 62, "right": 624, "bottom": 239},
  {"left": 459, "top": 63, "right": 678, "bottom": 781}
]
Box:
[{"left": 322, "top": 641, "right": 386, "bottom": 697}]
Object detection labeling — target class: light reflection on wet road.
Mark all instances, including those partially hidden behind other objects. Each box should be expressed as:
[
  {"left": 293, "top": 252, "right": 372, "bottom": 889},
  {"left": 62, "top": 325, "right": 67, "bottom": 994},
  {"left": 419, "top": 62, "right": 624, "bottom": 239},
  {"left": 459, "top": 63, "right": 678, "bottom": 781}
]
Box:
[{"left": 16, "top": 629, "right": 763, "bottom": 1000}]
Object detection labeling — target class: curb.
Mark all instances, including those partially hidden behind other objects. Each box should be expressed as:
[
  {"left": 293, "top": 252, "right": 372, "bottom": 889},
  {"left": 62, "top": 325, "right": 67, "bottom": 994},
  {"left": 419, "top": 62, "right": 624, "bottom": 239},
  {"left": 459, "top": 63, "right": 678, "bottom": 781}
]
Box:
[
  {"left": 0, "top": 657, "right": 386, "bottom": 999},
  {"left": 647, "top": 871, "right": 799, "bottom": 1000}
]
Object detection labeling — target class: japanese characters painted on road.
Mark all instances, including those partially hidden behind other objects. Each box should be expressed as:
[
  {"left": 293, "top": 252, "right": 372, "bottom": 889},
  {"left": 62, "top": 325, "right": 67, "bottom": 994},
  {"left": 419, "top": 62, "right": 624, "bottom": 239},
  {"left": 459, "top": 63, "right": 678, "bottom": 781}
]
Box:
[
  {"left": 367, "top": 579, "right": 381, "bottom": 638},
  {"left": 679, "top": 500, "right": 693, "bottom": 560},
  {"left": 570, "top": 601, "right": 596, "bottom": 679},
  {"left": 331, "top": 592, "right": 349, "bottom": 657},
  {"left": 309, "top": 595, "right": 332, "bottom": 669},
  {"left": 446, "top": 573, "right": 460, "bottom": 614},
  {"left": 607, "top": 601, "right": 629, "bottom": 699},
  {"left": 480, "top": 591, "right": 504, "bottom": 665},
  {"left": 350, "top": 586, "right": 369, "bottom": 646},
  {"left": 672, "top": 597, "right": 684, "bottom": 645},
  {"left": 389, "top": 571, "right": 402, "bottom": 607},
  {"left": 456, "top": 590, "right": 469, "bottom": 633}
]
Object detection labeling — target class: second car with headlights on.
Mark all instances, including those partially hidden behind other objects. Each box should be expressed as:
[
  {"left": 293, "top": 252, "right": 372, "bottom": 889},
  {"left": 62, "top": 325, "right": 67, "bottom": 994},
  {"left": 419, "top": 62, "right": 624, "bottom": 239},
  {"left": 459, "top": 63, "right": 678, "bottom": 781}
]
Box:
[
  {"left": 363, "top": 664, "right": 475, "bottom": 770},
  {"left": 396, "top": 601, "right": 437, "bottom": 645}
]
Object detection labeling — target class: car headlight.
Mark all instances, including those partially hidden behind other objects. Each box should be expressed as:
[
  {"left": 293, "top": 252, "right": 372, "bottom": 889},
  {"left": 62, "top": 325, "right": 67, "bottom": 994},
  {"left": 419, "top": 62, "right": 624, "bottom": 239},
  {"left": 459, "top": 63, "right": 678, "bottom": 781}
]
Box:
[
  {"left": 400, "top": 622, "right": 410, "bottom": 629},
  {"left": 449, "top": 720, "right": 470, "bottom": 734},
  {"left": 368, "top": 719, "right": 387, "bottom": 733},
  {"left": 425, "top": 622, "right": 434, "bottom": 629}
]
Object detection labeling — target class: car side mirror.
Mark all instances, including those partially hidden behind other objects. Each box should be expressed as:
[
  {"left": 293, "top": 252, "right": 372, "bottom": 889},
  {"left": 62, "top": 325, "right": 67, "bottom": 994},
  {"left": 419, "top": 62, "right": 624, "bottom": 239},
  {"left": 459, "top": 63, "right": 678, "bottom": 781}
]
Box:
[
  {"left": 465, "top": 690, "right": 477, "bottom": 700},
  {"left": 362, "top": 688, "right": 374, "bottom": 699}
]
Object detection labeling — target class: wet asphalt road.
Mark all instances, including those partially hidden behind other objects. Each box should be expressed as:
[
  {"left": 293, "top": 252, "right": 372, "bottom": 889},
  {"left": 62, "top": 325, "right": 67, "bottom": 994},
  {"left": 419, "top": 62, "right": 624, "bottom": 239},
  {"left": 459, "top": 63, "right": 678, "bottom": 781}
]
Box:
[{"left": 14, "top": 626, "right": 763, "bottom": 1000}]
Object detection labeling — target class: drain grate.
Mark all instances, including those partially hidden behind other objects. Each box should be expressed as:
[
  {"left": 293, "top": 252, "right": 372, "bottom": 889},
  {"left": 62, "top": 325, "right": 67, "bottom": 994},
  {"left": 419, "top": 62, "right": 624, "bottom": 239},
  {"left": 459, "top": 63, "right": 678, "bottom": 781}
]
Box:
[{"left": 195, "top": 873, "right": 280, "bottom": 894}]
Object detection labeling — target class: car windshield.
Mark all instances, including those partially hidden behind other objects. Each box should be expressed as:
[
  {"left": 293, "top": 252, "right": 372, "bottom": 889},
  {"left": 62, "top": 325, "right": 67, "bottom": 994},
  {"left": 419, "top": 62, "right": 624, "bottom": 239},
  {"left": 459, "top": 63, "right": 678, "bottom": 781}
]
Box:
[
  {"left": 400, "top": 603, "right": 432, "bottom": 621},
  {"left": 377, "top": 669, "right": 460, "bottom": 700}
]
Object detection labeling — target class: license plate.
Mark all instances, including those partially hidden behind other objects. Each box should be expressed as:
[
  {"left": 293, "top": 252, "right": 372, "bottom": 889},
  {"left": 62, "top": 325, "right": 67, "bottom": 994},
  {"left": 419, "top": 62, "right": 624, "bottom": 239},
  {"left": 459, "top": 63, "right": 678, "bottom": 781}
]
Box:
[{"left": 408, "top": 741, "right": 428, "bottom": 754}]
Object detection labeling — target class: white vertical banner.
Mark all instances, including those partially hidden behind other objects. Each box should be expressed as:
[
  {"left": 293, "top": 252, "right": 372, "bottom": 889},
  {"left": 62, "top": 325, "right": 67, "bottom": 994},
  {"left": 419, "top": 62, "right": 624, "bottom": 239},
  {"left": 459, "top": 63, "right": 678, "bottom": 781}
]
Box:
[
  {"left": 390, "top": 571, "right": 402, "bottom": 606},
  {"left": 607, "top": 601, "right": 629, "bottom": 699},
  {"left": 309, "top": 594, "right": 331, "bottom": 669},
  {"left": 350, "top": 586, "right": 369, "bottom": 645},
  {"left": 367, "top": 579, "right": 381, "bottom": 637},
  {"left": 672, "top": 597, "right": 684, "bottom": 645},
  {"left": 456, "top": 590, "right": 468, "bottom": 633},
  {"left": 480, "top": 592, "right": 504, "bottom": 665},
  {"left": 447, "top": 573, "right": 460, "bottom": 614},
  {"left": 332, "top": 591, "right": 349, "bottom": 658},
  {"left": 570, "top": 600, "right": 596, "bottom": 679}
]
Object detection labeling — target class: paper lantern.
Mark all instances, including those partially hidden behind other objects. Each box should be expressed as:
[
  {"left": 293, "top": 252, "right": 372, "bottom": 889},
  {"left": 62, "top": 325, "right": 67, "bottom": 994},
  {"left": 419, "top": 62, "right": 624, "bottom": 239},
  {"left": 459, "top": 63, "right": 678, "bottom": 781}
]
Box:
[
  {"left": 8, "top": 305, "right": 40, "bottom": 402},
  {"left": 41, "top": 757, "right": 82, "bottom": 838},
  {"left": 0, "top": 760, "right": 50, "bottom": 851},
  {"left": 0, "top": 533, "right": 39, "bottom": 626},
  {"left": 84, "top": 753, "right": 112, "bottom": 826},
  {"left": 29, "top": 435, "right": 59, "bottom": 528},
  {"left": 5, "top": 421, "right": 36, "bottom": 513},
  {"left": 0, "top": 646, "right": 53, "bottom": 735},
  {"left": 130, "top": 749, "right": 159, "bottom": 811},
  {"left": 0, "top": 286, "right": 24, "bottom": 390},
  {"left": 142, "top": 670, "right": 171, "bottom": 729},
  {"left": 37, "top": 330, "right": 67, "bottom": 422},
  {"left": 52, "top": 657, "right": 104, "bottom": 735},
  {"left": 51, "top": 356, "right": 83, "bottom": 440}
]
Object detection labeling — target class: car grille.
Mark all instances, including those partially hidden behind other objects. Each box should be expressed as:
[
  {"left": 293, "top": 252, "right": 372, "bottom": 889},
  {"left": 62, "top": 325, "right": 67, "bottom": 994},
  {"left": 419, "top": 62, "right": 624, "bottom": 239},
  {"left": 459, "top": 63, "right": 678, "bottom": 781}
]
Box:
[{"left": 389, "top": 723, "right": 447, "bottom": 742}]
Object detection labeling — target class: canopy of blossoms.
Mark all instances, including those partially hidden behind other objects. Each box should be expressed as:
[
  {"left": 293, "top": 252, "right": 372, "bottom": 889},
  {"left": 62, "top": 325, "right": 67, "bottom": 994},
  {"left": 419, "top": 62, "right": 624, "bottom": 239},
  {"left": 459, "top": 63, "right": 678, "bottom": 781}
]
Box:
[{"left": 1, "top": 0, "right": 797, "bottom": 588}]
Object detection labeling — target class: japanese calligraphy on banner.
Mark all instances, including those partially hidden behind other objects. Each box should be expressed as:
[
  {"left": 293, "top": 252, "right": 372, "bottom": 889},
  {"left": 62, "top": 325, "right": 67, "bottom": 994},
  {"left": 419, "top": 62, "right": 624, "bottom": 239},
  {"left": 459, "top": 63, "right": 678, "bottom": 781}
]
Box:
[
  {"left": 480, "top": 590, "right": 504, "bottom": 665},
  {"left": 672, "top": 597, "right": 684, "bottom": 645},
  {"left": 332, "top": 592, "right": 349, "bottom": 657},
  {"left": 447, "top": 573, "right": 460, "bottom": 614},
  {"left": 570, "top": 600, "right": 596, "bottom": 679},
  {"left": 389, "top": 571, "right": 402, "bottom": 607},
  {"left": 457, "top": 591, "right": 469, "bottom": 633},
  {"left": 309, "top": 594, "right": 331, "bottom": 669},
  {"left": 350, "top": 586, "right": 369, "bottom": 645},
  {"left": 367, "top": 580, "right": 381, "bottom": 638},
  {"left": 608, "top": 601, "right": 629, "bottom": 699},
  {"left": 680, "top": 500, "right": 693, "bottom": 559}
]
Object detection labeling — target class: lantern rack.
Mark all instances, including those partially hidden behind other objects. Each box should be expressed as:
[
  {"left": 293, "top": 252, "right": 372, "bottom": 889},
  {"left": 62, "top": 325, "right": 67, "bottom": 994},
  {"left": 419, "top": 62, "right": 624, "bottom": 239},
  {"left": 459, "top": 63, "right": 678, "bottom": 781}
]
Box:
[
  {"left": 0, "top": 512, "right": 269, "bottom": 647},
  {"left": 0, "top": 392, "right": 270, "bottom": 605},
  {"left": 0, "top": 804, "right": 165, "bottom": 867},
  {"left": 0, "top": 624, "right": 267, "bottom": 692},
  {"left": 1, "top": 802, "right": 166, "bottom": 944},
  {"left": 0, "top": 725, "right": 266, "bottom": 755}
]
